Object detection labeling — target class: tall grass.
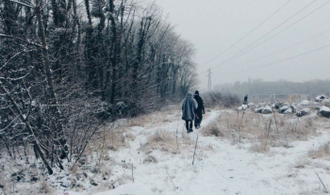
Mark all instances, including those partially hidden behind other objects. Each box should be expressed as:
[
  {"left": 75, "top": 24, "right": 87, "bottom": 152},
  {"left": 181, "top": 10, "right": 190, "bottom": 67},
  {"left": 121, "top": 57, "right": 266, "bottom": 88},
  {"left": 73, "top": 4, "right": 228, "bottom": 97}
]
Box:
[{"left": 203, "top": 110, "right": 318, "bottom": 153}]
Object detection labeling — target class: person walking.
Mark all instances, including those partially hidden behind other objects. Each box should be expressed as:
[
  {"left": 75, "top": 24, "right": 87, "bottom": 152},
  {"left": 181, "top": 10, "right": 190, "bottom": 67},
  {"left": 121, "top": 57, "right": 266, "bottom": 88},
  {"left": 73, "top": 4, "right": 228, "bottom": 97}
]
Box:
[
  {"left": 193, "top": 90, "right": 205, "bottom": 129},
  {"left": 243, "top": 95, "right": 248, "bottom": 105},
  {"left": 182, "top": 92, "right": 197, "bottom": 133}
]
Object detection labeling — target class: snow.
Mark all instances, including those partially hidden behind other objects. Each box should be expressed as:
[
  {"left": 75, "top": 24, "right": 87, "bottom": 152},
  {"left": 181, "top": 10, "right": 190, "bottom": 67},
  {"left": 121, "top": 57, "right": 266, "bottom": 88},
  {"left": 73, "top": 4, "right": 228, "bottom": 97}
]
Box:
[
  {"left": 299, "top": 100, "right": 310, "bottom": 106},
  {"left": 94, "top": 183, "right": 155, "bottom": 195},
  {"left": 2, "top": 107, "right": 330, "bottom": 195},
  {"left": 315, "top": 95, "right": 326, "bottom": 102},
  {"left": 238, "top": 105, "right": 248, "bottom": 110},
  {"left": 70, "top": 109, "right": 329, "bottom": 195},
  {"left": 320, "top": 106, "right": 330, "bottom": 112}
]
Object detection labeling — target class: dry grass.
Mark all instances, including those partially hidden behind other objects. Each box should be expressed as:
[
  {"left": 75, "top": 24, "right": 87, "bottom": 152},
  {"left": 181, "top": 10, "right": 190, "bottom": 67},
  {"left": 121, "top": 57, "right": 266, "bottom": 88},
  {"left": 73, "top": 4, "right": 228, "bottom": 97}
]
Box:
[
  {"left": 127, "top": 115, "right": 149, "bottom": 127},
  {"left": 202, "top": 121, "right": 224, "bottom": 137},
  {"left": 142, "top": 129, "right": 194, "bottom": 154},
  {"left": 127, "top": 111, "right": 175, "bottom": 128},
  {"left": 144, "top": 130, "right": 178, "bottom": 153},
  {"left": 210, "top": 110, "right": 319, "bottom": 153},
  {"left": 143, "top": 155, "right": 158, "bottom": 164},
  {"left": 85, "top": 126, "right": 129, "bottom": 158},
  {"left": 38, "top": 180, "right": 56, "bottom": 195},
  {"left": 308, "top": 142, "right": 330, "bottom": 160}
]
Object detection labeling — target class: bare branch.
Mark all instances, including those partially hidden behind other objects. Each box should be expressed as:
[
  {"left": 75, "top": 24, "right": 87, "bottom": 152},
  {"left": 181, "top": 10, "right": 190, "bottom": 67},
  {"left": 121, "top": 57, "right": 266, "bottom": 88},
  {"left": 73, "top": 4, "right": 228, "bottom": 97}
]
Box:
[
  {"left": 0, "top": 49, "right": 36, "bottom": 71},
  {"left": 0, "top": 33, "right": 43, "bottom": 48},
  {"left": 8, "top": 0, "right": 34, "bottom": 8}
]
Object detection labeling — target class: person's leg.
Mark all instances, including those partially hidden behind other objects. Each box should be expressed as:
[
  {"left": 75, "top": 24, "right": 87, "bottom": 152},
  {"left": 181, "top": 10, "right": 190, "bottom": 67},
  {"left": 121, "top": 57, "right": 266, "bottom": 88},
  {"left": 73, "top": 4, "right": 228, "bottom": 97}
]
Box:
[
  {"left": 195, "top": 112, "right": 202, "bottom": 128},
  {"left": 189, "top": 120, "right": 193, "bottom": 130},
  {"left": 199, "top": 114, "right": 203, "bottom": 127},
  {"left": 185, "top": 120, "right": 189, "bottom": 130}
]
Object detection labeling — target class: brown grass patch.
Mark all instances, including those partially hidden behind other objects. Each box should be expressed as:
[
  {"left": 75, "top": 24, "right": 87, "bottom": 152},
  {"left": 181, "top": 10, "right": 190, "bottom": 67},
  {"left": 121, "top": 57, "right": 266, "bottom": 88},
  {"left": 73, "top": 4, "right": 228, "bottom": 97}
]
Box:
[
  {"left": 145, "top": 131, "right": 177, "bottom": 153},
  {"left": 142, "top": 129, "right": 195, "bottom": 154},
  {"left": 127, "top": 110, "right": 177, "bottom": 128},
  {"left": 308, "top": 142, "right": 330, "bottom": 159},
  {"left": 87, "top": 127, "right": 128, "bottom": 156},
  {"left": 202, "top": 121, "right": 224, "bottom": 137},
  {"left": 127, "top": 115, "right": 149, "bottom": 127},
  {"left": 211, "top": 110, "right": 318, "bottom": 153},
  {"left": 143, "top": 155, "right": 158, "bottom": 164}
]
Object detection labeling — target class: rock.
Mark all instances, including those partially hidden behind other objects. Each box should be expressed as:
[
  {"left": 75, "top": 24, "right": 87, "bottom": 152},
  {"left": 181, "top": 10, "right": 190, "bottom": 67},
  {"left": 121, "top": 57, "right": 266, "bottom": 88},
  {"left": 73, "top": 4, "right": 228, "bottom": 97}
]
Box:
[
  {"left": 296, "top": 108, "right": 311, "bottom": 117},
  {"left": 318, "top": 106, "right": 330, "bottom": 118},
  {"left": 315, "top": 95, "right": 326, "bottom": 103},
  {"left": 279, "top": 106, "right": 290, "bottom": 114},
  {"left": 321, "top": 99, "right": 330, "bottom": 107},
  {"left": 90, "top": 179, "right": 98, "bottom": 186},
  {"left": 274, "top": 102, "right": 284, "bottom": 109},
  {"left": 261, "top": 106, "right": 272, "bottom": 114},
  {"left": 254, "top": 107, "right": 264, "bottom": 113},
  {"left": 284, "top": 108, "right": 292, "bottom": 114}
]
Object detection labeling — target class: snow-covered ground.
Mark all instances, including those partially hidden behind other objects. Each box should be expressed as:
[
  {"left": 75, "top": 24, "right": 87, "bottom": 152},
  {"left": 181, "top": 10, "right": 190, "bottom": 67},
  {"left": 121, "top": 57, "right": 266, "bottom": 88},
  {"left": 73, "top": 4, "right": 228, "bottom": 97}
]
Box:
[
  {"left": 1, "top": 107, "right": 330, "bottom": 195},
  {"left": 68, "top": 109, "right": 330, "bottom": 195}
]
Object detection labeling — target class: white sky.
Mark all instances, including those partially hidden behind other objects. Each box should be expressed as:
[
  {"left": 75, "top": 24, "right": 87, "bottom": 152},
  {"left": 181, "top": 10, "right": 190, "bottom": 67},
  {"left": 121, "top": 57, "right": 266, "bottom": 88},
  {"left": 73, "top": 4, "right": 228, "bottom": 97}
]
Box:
[{"left": 152, "top": 0, "right": 330, "bottom": 90}]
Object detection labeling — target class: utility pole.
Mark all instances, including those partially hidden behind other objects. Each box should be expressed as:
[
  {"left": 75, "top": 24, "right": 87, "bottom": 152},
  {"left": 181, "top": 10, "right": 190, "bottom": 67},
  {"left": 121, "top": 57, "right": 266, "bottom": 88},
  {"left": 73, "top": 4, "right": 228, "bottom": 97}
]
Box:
[{"left": 207, "top": 68, "right": 212, "bottom": 91}]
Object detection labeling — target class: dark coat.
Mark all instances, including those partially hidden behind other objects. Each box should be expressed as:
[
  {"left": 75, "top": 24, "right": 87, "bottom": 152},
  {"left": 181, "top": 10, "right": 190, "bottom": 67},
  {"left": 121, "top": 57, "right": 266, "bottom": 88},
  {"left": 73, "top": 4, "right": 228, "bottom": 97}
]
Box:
[
  {"left": 194, "top": 95, "right": 205, "bottom": 115},
  {"left": 181, "top": 92, "right": 197, "bottom": 121},
  {"left": 243, "top": 95, "right": 248, "bottom": 105}
]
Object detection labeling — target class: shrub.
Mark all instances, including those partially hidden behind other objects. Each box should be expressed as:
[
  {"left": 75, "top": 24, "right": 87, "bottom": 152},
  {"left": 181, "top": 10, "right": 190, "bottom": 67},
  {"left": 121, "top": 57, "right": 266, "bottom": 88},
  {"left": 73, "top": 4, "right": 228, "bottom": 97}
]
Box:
[{"left": 202, "top": 122, "right": 224, "bottom": 137}]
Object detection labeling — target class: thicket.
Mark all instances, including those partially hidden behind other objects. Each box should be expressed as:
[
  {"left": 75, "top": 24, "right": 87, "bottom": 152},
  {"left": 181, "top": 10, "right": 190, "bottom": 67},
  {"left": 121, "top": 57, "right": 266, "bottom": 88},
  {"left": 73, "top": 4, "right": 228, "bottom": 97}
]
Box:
[{"left": 0, "top": 0, "right": 197, "bottom": 174}]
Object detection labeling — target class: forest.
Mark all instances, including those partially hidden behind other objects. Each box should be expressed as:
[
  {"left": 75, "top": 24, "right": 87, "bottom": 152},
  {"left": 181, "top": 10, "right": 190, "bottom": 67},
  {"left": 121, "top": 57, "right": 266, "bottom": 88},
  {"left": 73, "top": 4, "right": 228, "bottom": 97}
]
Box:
[{"left": 0, "top": 0, "right": 197, "bottom": 174}]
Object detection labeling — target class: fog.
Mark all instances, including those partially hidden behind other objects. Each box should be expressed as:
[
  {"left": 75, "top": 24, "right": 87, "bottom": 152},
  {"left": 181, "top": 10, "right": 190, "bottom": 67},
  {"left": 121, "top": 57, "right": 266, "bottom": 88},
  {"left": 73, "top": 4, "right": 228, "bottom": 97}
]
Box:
[{"left": 154, "top": 0, "right": 330, "bottom": 90}]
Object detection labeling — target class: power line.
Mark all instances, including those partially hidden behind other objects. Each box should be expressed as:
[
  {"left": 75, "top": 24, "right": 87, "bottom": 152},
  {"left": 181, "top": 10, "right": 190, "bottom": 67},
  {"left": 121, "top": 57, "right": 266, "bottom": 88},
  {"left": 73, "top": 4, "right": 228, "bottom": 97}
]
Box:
[
  {"left": 202, "top": 0, "right": 292, "bottom": 66},
  {"left": 235, "top": 43, "right": 330, "bottom": 73},
  {"left": 216, "top": 28, "right": 330, "bottom": 71},
  {"left": 208, "top": 0, "right": 317, "bottom": 72},
  {"left": 236, "top": 0, "right": 330, "bottom": 62}
]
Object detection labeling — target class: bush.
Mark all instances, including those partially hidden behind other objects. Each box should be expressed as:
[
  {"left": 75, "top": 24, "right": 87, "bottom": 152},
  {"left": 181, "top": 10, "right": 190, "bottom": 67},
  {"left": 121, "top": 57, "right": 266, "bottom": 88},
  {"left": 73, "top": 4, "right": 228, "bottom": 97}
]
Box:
[
  {"left": 203, "top": 91, "right": 240, "bottom": 108},
  {"left": 202, "top": 122, "right": 224, "bottom": 137}
]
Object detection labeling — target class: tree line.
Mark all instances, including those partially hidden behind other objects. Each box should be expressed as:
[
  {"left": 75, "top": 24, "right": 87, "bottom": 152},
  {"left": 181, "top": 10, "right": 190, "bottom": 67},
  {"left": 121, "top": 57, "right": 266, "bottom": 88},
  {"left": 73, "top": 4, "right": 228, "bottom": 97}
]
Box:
[
  {"left": 215, "top": 79, "right": 330, "bottom": 98},
  {"left": 0, "top": 0, "right": 197, "bottom": 174}
]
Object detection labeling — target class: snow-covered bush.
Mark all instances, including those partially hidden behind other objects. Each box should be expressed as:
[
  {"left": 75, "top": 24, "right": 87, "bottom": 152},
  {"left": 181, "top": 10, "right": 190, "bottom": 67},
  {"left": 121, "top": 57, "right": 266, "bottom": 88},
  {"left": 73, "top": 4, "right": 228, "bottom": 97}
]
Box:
[
  {"left": 315, "top": 95, "right": 326, "bottom": 102},
  {"left": 296, "top": 108, "right": 311, "bottom": 117},
  {"left": 261, "top": 106, "right": 272, "bottom": 114},
  {"left": 318, "top": 106, "right": 330, "bottom": 118}
]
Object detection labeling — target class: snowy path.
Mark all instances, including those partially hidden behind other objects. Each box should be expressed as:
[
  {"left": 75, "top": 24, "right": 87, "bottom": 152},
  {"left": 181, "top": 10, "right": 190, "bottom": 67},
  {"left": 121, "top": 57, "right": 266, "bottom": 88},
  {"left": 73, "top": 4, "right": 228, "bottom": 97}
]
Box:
[{"left": 89, "top": 109, "right": 330, "bottom": 195}]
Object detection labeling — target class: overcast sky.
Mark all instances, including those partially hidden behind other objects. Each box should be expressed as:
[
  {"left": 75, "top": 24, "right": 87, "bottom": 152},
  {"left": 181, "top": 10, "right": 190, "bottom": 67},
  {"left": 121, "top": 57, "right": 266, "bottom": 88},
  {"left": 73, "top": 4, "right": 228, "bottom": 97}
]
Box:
[{"left": 152, "top": 0, "right": 330, "bottom": 90}]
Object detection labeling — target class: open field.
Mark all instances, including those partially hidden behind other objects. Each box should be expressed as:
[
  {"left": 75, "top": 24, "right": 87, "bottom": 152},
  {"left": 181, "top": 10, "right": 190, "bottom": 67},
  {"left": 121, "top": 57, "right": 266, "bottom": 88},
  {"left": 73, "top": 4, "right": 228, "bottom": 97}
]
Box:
[{"left": 1, "top": 102, "right": 330, "bottom": 195}]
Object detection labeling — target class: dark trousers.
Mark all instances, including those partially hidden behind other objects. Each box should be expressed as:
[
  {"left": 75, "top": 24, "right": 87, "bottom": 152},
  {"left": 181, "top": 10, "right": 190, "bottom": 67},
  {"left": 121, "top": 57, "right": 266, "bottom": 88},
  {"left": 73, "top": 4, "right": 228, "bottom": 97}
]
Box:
[
  {"left": 185, "top": 120, "right": 193, "bottom": 130},
  {"left": 195, "top": 113, "right": 203, "bottom": 127}
]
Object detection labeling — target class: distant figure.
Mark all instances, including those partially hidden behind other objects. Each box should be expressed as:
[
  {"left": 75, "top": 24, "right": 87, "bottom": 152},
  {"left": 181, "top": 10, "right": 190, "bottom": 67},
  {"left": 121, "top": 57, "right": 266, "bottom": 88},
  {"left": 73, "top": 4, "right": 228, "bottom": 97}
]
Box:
[
  {"left": 243, "top": 95, "right": 248, "bottom": 105},
  {"left": 181, "top": 92, "right": 197, "bottom": 133},
  {"left": 193, "top": 90, "right": 205, "bottom": 129}
]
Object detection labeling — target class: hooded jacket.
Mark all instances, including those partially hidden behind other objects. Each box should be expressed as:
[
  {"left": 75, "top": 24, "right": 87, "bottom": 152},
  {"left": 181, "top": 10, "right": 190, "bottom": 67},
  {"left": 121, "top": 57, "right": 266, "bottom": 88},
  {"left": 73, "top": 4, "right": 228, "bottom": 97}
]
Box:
[{"left": 181, "top": 92, "right": 198, "bottom": 120}]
